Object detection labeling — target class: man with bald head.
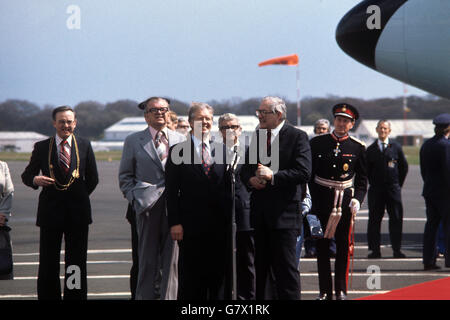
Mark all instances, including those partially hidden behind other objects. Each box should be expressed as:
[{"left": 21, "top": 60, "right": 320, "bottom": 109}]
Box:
[{"left": 366, "top": 120, "right": 408, "bottom": 259}]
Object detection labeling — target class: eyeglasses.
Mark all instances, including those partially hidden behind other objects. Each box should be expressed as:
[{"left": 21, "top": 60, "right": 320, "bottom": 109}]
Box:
[
  {"left": 220, "top": 125, "right": 240, "bottom": 130},
  {"left": 256, "top": 110, "right": 275, "bottom": 116},
  {"left": 146, "top": 107, "right": 169, "bottom": 114},
  {"left": 57, "top": 120, "right": 75, "bottom": 125}
]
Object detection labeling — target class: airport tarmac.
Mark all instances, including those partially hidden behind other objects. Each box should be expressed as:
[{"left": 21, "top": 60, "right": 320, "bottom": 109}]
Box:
[{"left": 1, "top": 160, "right": 449, "bottom": 300}]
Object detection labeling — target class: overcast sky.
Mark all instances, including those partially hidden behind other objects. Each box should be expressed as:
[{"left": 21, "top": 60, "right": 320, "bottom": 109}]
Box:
[{"left": 0, "top": 0, "right": 428, "bottom": 107}]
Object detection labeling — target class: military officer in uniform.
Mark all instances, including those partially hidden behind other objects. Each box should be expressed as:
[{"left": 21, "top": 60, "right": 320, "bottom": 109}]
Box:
[
  {"left": 420, "top": 113, "right": 450, "bottom": 270},
  {"left": 309, "top": 103, "right": 367, "bottom": 300},
  {"left": 366, "top": 120, "right": 408, "bottom": 259}
]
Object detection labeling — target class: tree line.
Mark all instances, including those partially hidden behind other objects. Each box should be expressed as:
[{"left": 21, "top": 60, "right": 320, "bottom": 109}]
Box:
[{"left": 0, "top": 95, "right": 449, "bottom": 140}]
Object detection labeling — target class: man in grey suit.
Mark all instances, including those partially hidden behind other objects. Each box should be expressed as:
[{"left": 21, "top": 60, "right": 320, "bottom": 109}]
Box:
[{"left": 119, "top": 97, "right": 186, "bottom": 300}]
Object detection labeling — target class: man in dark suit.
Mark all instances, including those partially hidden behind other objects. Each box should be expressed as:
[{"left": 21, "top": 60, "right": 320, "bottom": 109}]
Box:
[
  {"left": 309, "top": 103, "right": 367, "bottom": 300},
  {"left": 21, "top": 106, "right": 98, "bottom": 300},
  {"left": 240, "top": 96, "right": 311, "bottom": 300},
  {"left": 166, "top": 102, "right": 231, "bottom": 300},
  {"left": 420, "top": 113, "right": 450, "bottom": 270},
  {"left": 366, "top": 120, "right": 408, "bottom": 259},
  {"left": 219, "top": 113, "right": 255, "bottom": 300}
]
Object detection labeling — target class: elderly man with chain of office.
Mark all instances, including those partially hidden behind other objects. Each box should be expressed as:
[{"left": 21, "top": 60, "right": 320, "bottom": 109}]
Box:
[{"left": 309, "top": 103, "right": 367, "bottom": 300}]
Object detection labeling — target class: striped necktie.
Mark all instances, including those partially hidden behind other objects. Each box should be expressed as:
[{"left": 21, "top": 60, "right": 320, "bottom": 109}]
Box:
[
  {"left": 154, "top": 131, "right": 167, "bottom": 161},
  {"left": 201, "top": 142, "right": 212, "bottom": 176},
  {"left": 59, "top": 140, "right": 70, "bottom": 174}
]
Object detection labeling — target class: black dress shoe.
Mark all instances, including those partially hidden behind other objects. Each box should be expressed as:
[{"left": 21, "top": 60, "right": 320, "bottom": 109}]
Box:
[
  {"left": 304, "top": 250, "right": 317, "bottom": 258},
  {"left": 368, "top": 251, "right": 381, "bottom": 259},
  {"left": 424, "top": 264, "right": 441, "bottom": 271},
  {"left": 335, "top": 291, "right": 347, "bottom": 300},
  {"left": 393, "top": 251, "right": 406, "bottom": 258},
  {"left": 316, "top": 293, "right": 332, "bottom": 300}
]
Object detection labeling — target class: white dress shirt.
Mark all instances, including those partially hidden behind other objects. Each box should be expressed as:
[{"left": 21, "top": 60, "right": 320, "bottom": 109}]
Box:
[
  {"left": 377, "top": 137, "right": 389, "bottom": 152},
  {"left": 55, "top": 134, "right": 72, "bottom": 162}
]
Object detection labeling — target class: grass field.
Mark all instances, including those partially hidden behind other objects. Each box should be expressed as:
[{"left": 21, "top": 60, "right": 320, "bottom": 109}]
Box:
[{"left": 1, "top": 147, "right": 421, "bottom": 164}]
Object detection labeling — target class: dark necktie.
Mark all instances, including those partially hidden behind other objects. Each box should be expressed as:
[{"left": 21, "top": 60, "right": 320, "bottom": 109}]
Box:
[
  {"left": 267, "top": 129, "right": 272, "bottom": 156},
  {"left": 59, "top": 140, "right": 70, "bottom": 175},
  {"left": 201, "top": 142, "right": 211, "bottom": 176},
  {"left": 382, "top": 142, "right": 387, "bottom": 153}
]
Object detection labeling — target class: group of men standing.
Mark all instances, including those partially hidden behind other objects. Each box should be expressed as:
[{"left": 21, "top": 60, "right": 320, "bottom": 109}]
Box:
[
  {"left": 20, "top": 97, "right": 449, "bottom": 300},
  {"left": 117, "top": 96, "right": 366, "bottom": 300}
]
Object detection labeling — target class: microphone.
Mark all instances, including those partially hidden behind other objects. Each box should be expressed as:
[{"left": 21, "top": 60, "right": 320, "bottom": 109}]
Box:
[{"left": 231, "top": 145, "right": 240, "bottom": 171}]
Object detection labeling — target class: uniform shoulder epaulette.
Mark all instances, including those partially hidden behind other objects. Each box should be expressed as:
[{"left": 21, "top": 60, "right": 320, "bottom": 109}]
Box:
[{"left": 349, "top": 136, "right": 366, "bottom": 147}]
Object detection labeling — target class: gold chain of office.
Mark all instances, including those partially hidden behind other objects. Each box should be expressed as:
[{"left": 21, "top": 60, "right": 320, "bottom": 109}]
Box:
[{"left": 48, "top": 134, "right": 80, "bottom": 191}]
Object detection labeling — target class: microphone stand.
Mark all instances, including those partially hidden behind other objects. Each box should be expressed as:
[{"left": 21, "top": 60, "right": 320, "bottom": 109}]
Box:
[{"left": 229, "top": 146, "right": 239, "bottom": 300}]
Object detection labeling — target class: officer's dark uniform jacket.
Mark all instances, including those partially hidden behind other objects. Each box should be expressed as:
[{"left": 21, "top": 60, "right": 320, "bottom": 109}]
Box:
[
  {"left": 309, "top": 132, "right": 367, "bottom": 295},
  {"left": 310, "top": 133, "right": 367, "bottom": 204}
]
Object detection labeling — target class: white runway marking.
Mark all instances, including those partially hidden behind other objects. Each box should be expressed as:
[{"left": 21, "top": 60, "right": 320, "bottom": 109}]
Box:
[
  {"left": 13, "top": 275, "right": 130, "bottom": 280},
  {"left": 0, "top": 292, "right": 131, "bottom": 299},
  {"left": 300, "top": 272, "right": 450, "bottom": 277},
  {"left": 13, "top": 249, "right": 132, "bottom": 257},
  {"left": 14, "top": 260, "right": 131, "bottom": 266},
  {"left": 356, "top": 217, "right": 426, "bottom": 222}
]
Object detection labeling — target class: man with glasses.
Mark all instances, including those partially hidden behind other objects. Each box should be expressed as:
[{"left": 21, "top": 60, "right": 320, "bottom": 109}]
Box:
[
  {"left": 21, "top": 106, "right": 99, "bottom": 299},
  {"left": 219, "top": 113, "right": 256, "bottom": 300},
  {"left": 176, "top": 118, "right": 190, "bottom": 136},
  {"left": 241, "top": 96, "right": 311, "bottom": 300},
  {"left": 119, "top": 97, "right": 185, "bottom": 300}
]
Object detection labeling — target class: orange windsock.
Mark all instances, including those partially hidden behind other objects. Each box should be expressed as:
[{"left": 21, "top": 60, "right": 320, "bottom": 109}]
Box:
[{"left": 258, "top": 54, "right": 299, "bottom": 67}]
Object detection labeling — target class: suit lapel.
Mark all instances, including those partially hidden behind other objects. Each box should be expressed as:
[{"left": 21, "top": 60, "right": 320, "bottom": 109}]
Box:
[
  {"left": 210, "top": 142, "right": 225, "bottom": 182},
  {"left": 140, "top": 129, "right": 164, "bottom": 171},
  {"left": 68, "top": 137, "right": 77, "bottom": 178}
]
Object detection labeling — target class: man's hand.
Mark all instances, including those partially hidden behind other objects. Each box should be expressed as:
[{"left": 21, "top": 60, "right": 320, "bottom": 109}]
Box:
[
  {"left": 171, "top": 224, "right": 184, "bottom": 241},
  {"left": 349, "top": 198, "right": 360, "bottom": 218},
  {"left": 33, "top": 175, "right": 55, "bottom": 187},
  {"left": 256, "top": 163, "right": 273, "bottom": 181},
  {"left": 249, "top": 176, "right": 267, "bottom": 190},
  {"left": 0, "top": 213, "right": 7, "bottom": 227}
]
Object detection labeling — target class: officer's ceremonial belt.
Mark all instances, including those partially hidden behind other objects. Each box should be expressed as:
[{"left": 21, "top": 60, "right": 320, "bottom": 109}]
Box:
[
  {"left": 314, "top": 176, "right": 353, "bottom": 190},
  {"left": 314, "top": 176, "right": 353, "bottom": 239}
]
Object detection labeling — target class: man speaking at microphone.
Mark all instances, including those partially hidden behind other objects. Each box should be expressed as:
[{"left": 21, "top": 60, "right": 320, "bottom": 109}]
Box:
[
  {"left": 219, "top": 113, "right": 255, "bottom": 300},
  {"left": 240, "top": 96, "right": 311, "bottom": 300}
]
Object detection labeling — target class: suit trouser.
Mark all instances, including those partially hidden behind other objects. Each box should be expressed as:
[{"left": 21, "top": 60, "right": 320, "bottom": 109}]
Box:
[
  {"left": 316, "top": 205, "right": 352, "bottom": 295},
  {"left": 38, "top": 225, "right": 88, "bottom": 300},
  {"left": 423, "top": 197, "right": 450, "bottom": 267},
  {"left": 126, "top": 204, "right": 139, "bottom": 300},
  {"left": 236, "top": 230, "right": 256, "bottom": 300},
  {"left": 367, "top": 186, "right": 403, "bottom": 253},
  {"left": 178, "top": 230, "right": 228, "bottom": 300},
  {"left": 254, "top": 221, "right": 300, "bottom": 300},
  {"left": 135, "top": 197, "right": 177, "bottom": 300}
]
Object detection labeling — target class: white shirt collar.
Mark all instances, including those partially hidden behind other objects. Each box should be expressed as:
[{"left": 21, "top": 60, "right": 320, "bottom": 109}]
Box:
[
  {"left": 148, "top": 125, "right": 168, "bottom": 140},
  {"left": 269, "top": 120, "right": 285, "bottom": 142},
  {"left": 378, "top": 137, "right": 389, "bottom": 150},
  {"left": 55, "top": 134, "right": 72, "bottom": 147},
  {"left": 191, "top": 134, "right": 210, "bottom": 153}
]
